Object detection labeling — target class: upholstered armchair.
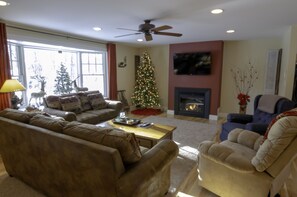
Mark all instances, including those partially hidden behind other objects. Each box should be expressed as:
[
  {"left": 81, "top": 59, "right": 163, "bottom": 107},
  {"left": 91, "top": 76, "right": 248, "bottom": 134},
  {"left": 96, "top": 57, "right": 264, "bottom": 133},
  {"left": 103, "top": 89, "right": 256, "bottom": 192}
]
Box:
[
  {"left": 220, "top": 94, "right": 295, "bottom": 141},
  {"left": 198, "top": 111, "right": 297, "bottom": 197}
]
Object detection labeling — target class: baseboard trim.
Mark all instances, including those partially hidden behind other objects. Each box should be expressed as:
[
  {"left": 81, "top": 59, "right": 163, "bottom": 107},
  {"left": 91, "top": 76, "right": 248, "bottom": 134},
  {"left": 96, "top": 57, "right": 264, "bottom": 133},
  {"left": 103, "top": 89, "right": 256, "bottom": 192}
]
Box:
[
  {"left": 209, "top": 115, "right": 218, "bottom": 120},
  {"left": 167, "top": 110, "right": 174, "bottom": 115}
]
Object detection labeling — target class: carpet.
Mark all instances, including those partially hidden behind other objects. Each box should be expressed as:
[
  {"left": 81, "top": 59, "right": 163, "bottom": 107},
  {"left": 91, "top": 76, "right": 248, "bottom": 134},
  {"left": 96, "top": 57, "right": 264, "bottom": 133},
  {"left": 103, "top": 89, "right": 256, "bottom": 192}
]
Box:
[
  {"left": 141, "top": 116, "right": 218, "bottom": 195},
  {"left": 0, "top": 116, "right": 217, "bottom": 196}
]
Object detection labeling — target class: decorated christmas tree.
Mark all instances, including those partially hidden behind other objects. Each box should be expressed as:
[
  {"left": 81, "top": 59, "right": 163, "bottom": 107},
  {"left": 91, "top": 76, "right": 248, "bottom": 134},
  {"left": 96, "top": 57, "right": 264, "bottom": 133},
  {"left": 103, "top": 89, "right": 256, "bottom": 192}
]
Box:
[
  {"left": 131, "top": 51, "right": 161, "bottom": 108},
  {"left": 54, "top": 63, "right": 73, "bottom": 94}
]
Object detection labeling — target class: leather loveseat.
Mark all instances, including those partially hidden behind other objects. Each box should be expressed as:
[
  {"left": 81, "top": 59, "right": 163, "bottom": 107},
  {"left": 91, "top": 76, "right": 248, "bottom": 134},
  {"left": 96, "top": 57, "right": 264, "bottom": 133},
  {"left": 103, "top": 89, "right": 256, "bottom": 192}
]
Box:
[
  {"left": 0, "top": 109, "right": 178, "bottom": 197},
  {"left": 43, "top": 91, "right": 122, "bottom": 124}
]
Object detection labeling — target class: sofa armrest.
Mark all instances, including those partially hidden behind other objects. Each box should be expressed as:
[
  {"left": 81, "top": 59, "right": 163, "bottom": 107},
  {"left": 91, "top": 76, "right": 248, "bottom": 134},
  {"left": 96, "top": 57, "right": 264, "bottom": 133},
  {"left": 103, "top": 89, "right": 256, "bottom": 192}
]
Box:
[
  {"left": 43, "top": 107, "right": 77, "bottom": 121},
  {"left": 227, "top": 113, "right": 253, "bottom": 124},
  {"left": 198, "top": 140, "right": 255, "bottom": 173},
  {"left": 105, "top": 100, "right": 123, "bottom": 112},
  {"left": 117, "top": 139, "right": 178, "bottom": 195},
  {"left": 245, "top": 123, "right": 269, "bottom": 135},
  {"left": 228, "top": 128, "right": 263, "bottom": 151}
]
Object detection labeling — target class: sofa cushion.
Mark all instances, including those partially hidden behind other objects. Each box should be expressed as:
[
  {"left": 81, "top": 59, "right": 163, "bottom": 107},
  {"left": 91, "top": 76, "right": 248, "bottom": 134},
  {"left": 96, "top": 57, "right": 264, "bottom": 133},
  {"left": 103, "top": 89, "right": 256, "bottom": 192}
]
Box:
[
  {"left": 0, "top": 108, "right": 36, "bottom": 123},
  {"left": 84, "top": 109, "right": 118, "bottom": 123},
  {"left": 75, "top": 112, "right": 101, "bottom": 124},
  {"left": 63, "top": 122, "right": 142, "bottom": 164},
  {"left": 45, "top": 95, "right": 62, "bottom": 109},
  {"left": 78, "top": 93, "right": 92, "bottom": 112},
  {"left": 29, "top": 114, "right": 67, "bottom": 133},
  {"left": 60, "top": 96, "right": 82, "bottom": 114},
  {"left": 87, "top": 93, "right": 107, "bottom": 110}
]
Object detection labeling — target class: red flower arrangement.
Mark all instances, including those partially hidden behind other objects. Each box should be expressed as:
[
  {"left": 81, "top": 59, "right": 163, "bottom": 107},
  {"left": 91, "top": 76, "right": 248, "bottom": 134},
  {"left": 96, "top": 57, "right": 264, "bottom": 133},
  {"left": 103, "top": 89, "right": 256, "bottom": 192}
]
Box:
[
  {"left": 231, "top": 62, "right": 258, "bottom": 107},
  {"left": 237, "top": 93, "right": 250, "bottom": 105}
]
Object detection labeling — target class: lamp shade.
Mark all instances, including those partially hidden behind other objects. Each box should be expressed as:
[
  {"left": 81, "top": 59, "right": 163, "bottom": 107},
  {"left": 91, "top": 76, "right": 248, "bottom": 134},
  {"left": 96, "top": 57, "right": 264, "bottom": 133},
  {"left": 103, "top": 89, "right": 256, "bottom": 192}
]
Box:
[{"left": 0, "top": 79, "right": 26, "bottom": 93}]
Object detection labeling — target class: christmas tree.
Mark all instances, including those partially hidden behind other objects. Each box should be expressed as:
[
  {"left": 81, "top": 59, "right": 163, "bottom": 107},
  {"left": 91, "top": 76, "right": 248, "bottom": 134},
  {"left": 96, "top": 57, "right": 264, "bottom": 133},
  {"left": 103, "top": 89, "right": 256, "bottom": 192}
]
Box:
[
  {"left": 54, "top": 63, "right": 73, "bottom": 94},
  {"left": 131, "top": 51, "right": 161, "bottom": 108}
]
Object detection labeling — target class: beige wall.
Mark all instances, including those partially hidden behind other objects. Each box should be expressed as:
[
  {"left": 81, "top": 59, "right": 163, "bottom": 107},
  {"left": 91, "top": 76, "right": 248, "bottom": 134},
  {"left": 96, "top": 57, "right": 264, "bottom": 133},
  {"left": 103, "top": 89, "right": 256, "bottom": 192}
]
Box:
[
  {"left": 115, "top": 44, "right": 138, "bottom": 105},
  {"left": 220, "top": 38, "right": 282, "bottom": 114}
]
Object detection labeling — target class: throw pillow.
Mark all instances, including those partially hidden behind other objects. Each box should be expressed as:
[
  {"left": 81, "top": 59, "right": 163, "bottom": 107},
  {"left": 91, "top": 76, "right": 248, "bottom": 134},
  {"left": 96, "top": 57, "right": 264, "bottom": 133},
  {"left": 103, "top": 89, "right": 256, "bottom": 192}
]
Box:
[
  {"left": 78, "top": 93, "right": 92, "bottom": 111},
  {"left": 60, "top": 96, "right": 82, "bottom": 114},
  {"left": 30, "top": 114, "right": 67, "bottom": 133},
  {"left": 44, "top": 95, "right": 62, "bottom": 109},
  {"left": 87, "top": 93, "right": 107, "bottom": 110},
  {"left": 63, "top": 121, "right": 142, "bottom": 164},
  {"left": 0, "top": 108, "right": 36, "bottom": 123}
]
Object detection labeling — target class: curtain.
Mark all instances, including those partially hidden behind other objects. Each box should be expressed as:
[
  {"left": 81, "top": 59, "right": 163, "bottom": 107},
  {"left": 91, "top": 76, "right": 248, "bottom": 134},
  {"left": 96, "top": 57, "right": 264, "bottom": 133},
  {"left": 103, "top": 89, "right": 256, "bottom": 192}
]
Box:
[
  {"left": 107, "top": 43, "right": 117, "bottom": 100},
  {"left": 0, "top": 22, "right": 11, "bottom": 110}
]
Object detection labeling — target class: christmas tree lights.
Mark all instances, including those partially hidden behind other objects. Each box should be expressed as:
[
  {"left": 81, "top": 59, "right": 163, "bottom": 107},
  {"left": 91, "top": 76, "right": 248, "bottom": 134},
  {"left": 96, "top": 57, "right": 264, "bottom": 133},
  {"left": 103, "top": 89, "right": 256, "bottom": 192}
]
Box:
[{"left": 131, "top": 51, "right": 161, "bottom": 108}]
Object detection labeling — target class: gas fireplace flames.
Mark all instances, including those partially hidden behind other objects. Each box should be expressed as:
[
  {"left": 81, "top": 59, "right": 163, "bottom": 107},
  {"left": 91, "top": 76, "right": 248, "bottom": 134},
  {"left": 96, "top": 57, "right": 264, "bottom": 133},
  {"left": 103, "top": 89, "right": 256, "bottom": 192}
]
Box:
[{"left": 185, "top": 103, "right": 203, "bottom": 111}]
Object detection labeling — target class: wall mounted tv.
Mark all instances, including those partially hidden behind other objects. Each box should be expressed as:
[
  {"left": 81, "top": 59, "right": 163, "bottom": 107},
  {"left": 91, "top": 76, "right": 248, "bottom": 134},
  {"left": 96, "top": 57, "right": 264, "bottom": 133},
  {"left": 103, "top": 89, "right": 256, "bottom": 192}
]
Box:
[{"left": 173, "top": 52, "right": 212, "bottom": 75}]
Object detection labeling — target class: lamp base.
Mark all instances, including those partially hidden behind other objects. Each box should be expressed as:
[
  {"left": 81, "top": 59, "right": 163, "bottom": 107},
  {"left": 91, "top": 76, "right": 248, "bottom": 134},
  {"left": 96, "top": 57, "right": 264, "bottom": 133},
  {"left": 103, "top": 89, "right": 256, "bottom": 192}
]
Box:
[{"left": 11, "top": 93, "right": 22, "bottom": 109}]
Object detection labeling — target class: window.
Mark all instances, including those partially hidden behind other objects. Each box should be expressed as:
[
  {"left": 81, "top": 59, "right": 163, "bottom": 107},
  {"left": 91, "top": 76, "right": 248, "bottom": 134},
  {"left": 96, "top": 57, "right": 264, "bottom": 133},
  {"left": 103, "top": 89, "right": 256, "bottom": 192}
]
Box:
[
  {"left": 81, "top": 52, "right": 107, "bottom": 94},
  {"left": 7, "top": 41, "right": 108, "bottom": 107}
]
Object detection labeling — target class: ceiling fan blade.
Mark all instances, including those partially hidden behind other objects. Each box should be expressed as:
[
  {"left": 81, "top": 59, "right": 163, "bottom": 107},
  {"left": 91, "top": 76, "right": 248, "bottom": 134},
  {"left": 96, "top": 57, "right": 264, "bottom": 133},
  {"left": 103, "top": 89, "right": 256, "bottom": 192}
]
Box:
[
  {"left": 151, "top": 25, "right": 172, "bottom": 32},
  {"left": 115, "top": 32, "right": 142, "bottom": 38},
  {"left": 145, "top": 34, "right": 153, "bottom": 41},
  {"left": 117, "top": 28, "right": 139, "bottom": 32},
  {"left": 154, "top": 31, "right": 182, "bottom": 37}
]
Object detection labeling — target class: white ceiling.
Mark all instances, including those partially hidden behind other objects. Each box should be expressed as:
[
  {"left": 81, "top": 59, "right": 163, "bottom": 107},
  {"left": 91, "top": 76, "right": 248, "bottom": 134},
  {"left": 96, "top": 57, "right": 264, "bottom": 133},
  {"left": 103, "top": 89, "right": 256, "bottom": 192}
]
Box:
[{"left": 1, "top": 0, "right": 297, "bottom": 46}]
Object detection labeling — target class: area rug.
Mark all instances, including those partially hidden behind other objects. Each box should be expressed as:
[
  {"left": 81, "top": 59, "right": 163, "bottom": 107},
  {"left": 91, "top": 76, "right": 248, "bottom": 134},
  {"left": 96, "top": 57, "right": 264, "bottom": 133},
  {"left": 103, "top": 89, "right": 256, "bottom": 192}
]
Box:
[
  {"left": 142, "top": 116, "right": 218, "bottom": 195},
  {"left": 131, "top": 108, "right": 162, "bottom": 115},
  {"left": 0, "top": 116, "right": 217, "bottom": 196}
]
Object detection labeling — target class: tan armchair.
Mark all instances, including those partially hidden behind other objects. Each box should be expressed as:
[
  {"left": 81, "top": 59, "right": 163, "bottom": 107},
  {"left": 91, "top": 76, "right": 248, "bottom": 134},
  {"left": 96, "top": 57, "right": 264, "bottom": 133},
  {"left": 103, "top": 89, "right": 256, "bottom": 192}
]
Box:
[{"left": 198, "top": 113, "right": 297, "bottom": 197}]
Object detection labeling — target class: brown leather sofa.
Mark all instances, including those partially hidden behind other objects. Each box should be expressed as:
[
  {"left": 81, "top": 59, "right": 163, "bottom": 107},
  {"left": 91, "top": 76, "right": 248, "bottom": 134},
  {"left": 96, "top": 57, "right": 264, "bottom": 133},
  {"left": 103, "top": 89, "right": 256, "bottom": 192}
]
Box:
[
  {"left": 43, "top": 91, "right": 123, "bottom": 124},
  {"left": 0, "top": 109, "right": 178, "bottom": 197}
]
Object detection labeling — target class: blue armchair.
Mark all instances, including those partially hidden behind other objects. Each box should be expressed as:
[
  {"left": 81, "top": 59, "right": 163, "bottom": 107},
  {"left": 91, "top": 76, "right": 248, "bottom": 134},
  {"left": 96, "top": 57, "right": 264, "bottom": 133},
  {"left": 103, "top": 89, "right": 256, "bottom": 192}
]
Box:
[{"left": 220, "top": 94, "right": 296, "bottom": 141}]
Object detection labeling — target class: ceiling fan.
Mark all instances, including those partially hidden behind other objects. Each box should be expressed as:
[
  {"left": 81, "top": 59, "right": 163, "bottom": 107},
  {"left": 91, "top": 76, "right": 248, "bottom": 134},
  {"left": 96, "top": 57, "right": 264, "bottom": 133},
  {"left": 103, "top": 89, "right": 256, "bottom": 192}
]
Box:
[{"left": 115, "top": 20, "right": 182, "bottom": 41}]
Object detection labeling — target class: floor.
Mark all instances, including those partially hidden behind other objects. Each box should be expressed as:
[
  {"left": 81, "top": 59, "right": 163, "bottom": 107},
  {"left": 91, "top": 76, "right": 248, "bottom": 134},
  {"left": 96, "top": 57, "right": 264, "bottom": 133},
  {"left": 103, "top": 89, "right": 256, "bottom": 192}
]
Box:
[{"left": 0, "top": 112, "right": 296, "bottom": 196}]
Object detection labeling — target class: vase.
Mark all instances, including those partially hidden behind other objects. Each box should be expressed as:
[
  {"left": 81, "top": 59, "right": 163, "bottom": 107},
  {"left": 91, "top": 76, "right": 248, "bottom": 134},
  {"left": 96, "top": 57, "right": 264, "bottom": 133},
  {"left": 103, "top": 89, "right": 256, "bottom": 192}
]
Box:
[{"left": 239, "top": 104, "right": 247, "bottom": 114}]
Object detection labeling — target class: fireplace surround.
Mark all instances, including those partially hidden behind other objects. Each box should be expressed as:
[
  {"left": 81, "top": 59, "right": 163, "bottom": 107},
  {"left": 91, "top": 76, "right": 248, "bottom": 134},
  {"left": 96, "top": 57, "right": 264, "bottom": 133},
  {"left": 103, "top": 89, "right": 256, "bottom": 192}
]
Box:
[{"left": 174, "top": 87, "right": 210, "bottom": 118}]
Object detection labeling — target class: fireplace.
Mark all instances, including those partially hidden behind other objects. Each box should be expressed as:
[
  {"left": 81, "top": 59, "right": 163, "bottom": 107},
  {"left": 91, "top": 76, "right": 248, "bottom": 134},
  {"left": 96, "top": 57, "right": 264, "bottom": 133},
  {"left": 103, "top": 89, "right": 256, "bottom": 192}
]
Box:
[{"left": 174, "top": 87, "right": 210, "bottom": 118}]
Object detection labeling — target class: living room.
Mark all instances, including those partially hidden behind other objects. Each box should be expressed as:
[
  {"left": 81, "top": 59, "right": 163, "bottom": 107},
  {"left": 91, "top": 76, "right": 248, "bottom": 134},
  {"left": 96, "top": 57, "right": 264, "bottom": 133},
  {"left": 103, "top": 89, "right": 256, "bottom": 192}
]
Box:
[{"left": 1, "top": 1, "right": 297, "bottom": 197}]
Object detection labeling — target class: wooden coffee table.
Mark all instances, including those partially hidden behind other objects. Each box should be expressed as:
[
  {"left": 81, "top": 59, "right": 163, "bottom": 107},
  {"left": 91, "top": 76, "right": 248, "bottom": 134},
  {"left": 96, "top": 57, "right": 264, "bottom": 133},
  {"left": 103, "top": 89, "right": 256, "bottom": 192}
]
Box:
[{"left": 98, "top": 120, "right": 176, "bottom": 148}]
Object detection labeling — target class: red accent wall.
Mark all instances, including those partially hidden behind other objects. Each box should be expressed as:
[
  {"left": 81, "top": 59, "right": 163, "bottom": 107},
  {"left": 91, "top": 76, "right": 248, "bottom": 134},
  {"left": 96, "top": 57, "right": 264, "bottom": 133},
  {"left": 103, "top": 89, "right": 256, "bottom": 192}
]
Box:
[{"left": 168, "top": 41, "right": 224, "bottom": 116}]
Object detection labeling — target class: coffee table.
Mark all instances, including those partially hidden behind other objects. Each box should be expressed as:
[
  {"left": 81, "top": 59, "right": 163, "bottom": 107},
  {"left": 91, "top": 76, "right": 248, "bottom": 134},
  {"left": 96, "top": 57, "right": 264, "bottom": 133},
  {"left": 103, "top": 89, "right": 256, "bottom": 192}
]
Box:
[{"left": 98, "top": 120, "right": 176, "bottom": 148}]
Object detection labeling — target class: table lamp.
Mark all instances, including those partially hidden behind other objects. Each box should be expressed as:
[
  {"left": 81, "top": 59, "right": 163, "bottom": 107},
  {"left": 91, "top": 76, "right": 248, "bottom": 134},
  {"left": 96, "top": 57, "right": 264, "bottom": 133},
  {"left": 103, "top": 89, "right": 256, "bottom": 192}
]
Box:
[{"left": 0, "top": 79, "right": 26, "bottom": 109}]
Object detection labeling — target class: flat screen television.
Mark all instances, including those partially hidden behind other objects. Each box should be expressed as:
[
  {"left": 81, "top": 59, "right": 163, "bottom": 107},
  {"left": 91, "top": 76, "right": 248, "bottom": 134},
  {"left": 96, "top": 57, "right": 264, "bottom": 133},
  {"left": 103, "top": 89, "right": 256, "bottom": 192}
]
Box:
[{"left": 173, "top": 52, "right": 212, "bottom": 75}]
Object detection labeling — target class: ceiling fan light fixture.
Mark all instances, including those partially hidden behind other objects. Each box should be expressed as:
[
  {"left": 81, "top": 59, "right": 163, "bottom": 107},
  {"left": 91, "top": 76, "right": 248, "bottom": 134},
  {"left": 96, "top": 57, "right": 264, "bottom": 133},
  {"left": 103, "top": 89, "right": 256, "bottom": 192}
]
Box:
[
  {"left": 211, "top": 9, "right": 223, "bottom": 14},
  {"left": 0, "top": 0, "right": 10, "bottom": 6}
]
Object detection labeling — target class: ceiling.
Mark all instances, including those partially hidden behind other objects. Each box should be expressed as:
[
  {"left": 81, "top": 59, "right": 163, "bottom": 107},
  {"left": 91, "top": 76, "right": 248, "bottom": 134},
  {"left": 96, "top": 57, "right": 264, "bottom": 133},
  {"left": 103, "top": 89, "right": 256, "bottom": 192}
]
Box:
[{"left": 1, "top": 0, "right": 297, "bottom": 46}]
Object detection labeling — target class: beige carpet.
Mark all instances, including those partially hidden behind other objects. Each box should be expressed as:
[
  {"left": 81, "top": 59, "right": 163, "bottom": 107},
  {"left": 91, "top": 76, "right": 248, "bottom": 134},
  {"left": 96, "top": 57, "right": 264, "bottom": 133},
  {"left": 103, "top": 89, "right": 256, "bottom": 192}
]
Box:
[
  {"left": 142, "top": 116, "right": 218, "bottom": 195},
  {"left": 0, "top": 116, "right": 217, "bottom": 196}
]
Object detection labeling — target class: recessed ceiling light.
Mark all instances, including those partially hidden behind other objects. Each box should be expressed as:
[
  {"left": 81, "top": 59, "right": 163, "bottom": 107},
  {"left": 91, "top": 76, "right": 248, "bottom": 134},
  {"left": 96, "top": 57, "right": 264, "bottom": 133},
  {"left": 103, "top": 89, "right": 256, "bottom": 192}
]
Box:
[
  {"left": 211, "top": 9, "right": 223, "bottom": 14},
  {"left": 93, "top": 27, "right": 102, "bottom": 31},
  {"left": 226, "top": 29, "right": 235, "bottom": 33},
  {"left": 137, "top": 39, "right": 143, "bottom": 42},
  {"left": 0, "top": 1, "right": 10, "bottom": 6}
]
